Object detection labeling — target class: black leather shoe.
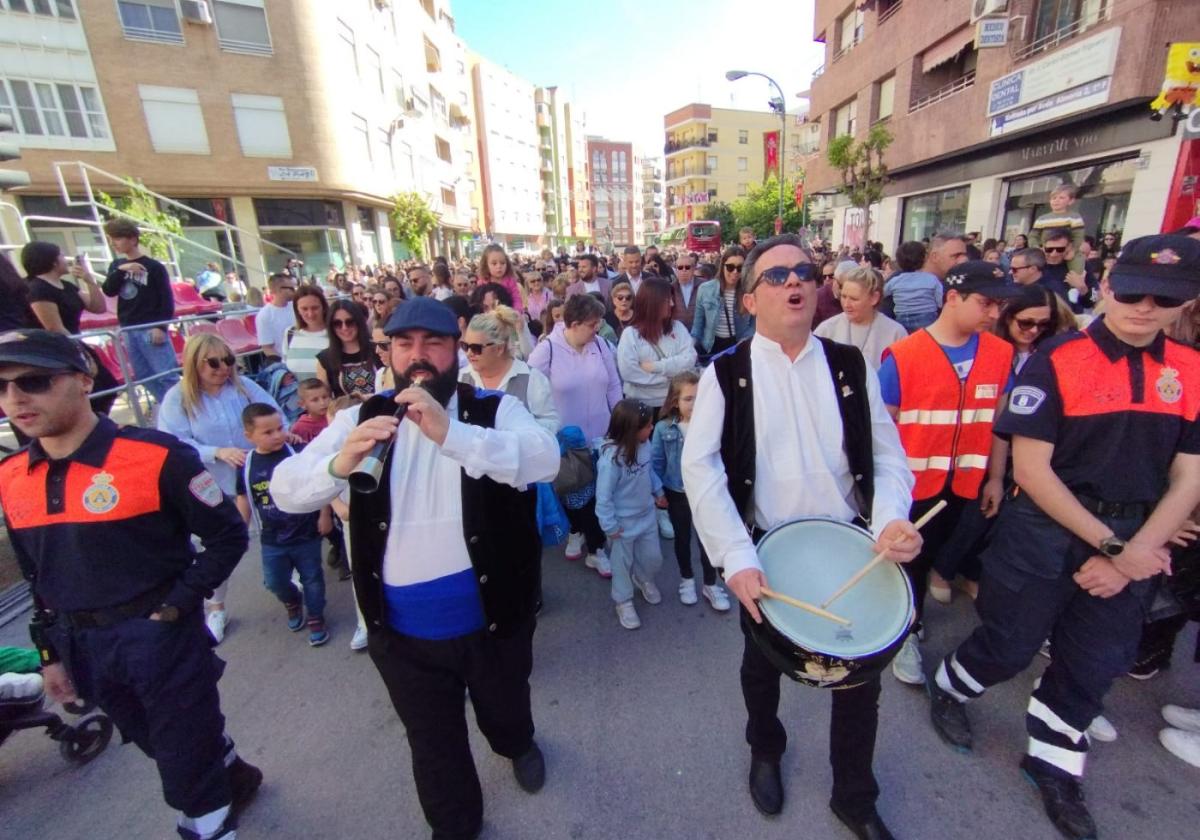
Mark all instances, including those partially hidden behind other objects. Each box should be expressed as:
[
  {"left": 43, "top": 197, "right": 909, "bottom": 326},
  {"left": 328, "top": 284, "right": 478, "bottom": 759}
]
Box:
[
  {"left": 748, "top": 757, "right": 783, "bottom": 816},
  {"left": 1020, "top": 756, "right": 1097, "bottom": 839},
  {"left": 830, "top": 801, "right": 896, "bottom": 840},
  {"left": 228, "top": 757, "right": 263, "bottom": 819},
  {"left": 512, "top": 742, "right": 545, "bottom": 793},
  {"left": 928, "top": 681, "right": 973, "bottom": 751}
]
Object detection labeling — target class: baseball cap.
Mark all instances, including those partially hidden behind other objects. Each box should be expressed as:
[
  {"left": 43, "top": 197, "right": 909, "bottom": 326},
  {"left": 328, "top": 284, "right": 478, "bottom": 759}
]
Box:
[
  {"left": 942, "top": 260, "right": 1022, "bottom": 299},
  {"left": 1108, "top": 234, "right": 1200, "bottom": 303},
  {"left": 0, "top": 329, "right": 93, "bottom": 374},
  {"left": 383, "top": 295, "right": 462, "bottom": 338}
]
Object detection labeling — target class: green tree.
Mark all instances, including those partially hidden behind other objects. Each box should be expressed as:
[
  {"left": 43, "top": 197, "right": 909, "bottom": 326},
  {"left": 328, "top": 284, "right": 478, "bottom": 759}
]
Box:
[
  {"left": 825, "top": 124, "right": 893, "bottom": 244},
  {"left": 390, "top": 192, "right": 440, "bottom": 259},
  {"left": 96, "top": 179, "right": 183, "bottom": 262},
  {"left": 705, "top": 201, "right": 738, "bottom": 244},
  {"left": 730, "top": 175, "right": 805, "bottom": 241}
]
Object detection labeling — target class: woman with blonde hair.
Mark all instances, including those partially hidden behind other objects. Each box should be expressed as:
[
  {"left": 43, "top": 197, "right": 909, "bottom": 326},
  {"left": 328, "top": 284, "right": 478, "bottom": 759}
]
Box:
[
  {"left": 814, "top": 265, "right": 908, "bottom": 369},
  {"left": 457, "top": 304, "right": 558, "bottom": 434},
  {"left": 158, "top": 332, "right": 283, "bottom": 644}
]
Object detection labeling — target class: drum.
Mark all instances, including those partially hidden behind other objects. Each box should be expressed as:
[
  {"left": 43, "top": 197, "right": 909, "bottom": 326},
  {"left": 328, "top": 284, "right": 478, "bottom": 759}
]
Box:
[{"left": 748, "top": 517, "right": 914, "bottom": 689}]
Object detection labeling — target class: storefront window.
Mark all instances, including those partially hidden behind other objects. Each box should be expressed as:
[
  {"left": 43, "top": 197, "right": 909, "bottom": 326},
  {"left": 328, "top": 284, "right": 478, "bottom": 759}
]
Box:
[
  {"left": 257, "top": 227, "right": 347, "bottom": 277},
  {"left": 1001, "top": 156, "right": 1135, "bottom": 245},
  {"left": 900, "top": 186, "right": 970, "bottom": 244},
  {"left": 171, "top": 198, "right": 241, "bottom": 282}
]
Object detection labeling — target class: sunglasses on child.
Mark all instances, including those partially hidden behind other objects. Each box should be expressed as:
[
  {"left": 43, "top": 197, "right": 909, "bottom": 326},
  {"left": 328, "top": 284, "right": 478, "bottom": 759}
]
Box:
[
  {"left": 1112, "top": 292, "right": 1188, "bottom": 308},
  {"left": 0, "top": 370, "right": 71, "bottom": 395},
  {"left": 204, "top": 355, "right": 237, "bottom": 370}
]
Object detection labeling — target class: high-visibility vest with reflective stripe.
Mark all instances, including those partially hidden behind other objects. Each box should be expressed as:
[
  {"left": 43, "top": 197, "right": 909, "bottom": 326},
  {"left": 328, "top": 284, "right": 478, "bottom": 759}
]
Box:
[{"left": 885, "top": 329, "right": 1013, "bottom": 501}]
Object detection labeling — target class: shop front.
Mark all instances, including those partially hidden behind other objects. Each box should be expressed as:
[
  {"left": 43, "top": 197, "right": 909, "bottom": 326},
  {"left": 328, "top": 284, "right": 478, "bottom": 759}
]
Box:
[
  {"left": 254, "top": 198, "right": 348, "bottom": 278},
  {"left": 899, "top": 186, "right": 971, "bottom": 244}
]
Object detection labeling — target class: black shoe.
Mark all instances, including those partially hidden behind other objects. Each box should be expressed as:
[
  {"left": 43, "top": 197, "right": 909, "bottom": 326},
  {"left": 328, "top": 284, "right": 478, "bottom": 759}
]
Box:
[
  {"left": 338, "top": 565, "right": 353, "bottom": 581},
  {"left": 748, "top": 757, "right": 783, "bottom": 816},
  {"left": 928, "top": 681, "right": 973, "bottom": 751},
  {"left": 512, "top": 742, "right": 545, "bottom": 793},
  {"left": 325, "top": 543, "right": 341, "bottom": 569},
  {"left": 1020, "top": 756, "right": 1097, "bottom": 840},
  {"left": 830, "top": 800, "right": 896, "bottom": 840},
  {"left": 228, "top": 757, "right": 263, "bottom": 819}
]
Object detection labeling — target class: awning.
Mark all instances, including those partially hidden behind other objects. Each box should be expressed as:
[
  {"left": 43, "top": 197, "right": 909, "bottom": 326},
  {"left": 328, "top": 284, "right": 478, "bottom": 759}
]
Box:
[{"left": 922, "top": 27, "right": 975, "bottom": 73}]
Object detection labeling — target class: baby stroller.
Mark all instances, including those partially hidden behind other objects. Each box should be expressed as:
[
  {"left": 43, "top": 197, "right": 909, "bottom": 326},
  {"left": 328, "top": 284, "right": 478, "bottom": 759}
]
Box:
[{"left": 0, "top": 649, "right": 113, "bottom": 764}]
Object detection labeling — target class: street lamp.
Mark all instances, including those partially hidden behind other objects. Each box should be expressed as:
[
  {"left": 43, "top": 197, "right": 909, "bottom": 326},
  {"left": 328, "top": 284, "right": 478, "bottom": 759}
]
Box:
[{"left": 725, "top": 69, "right": 787, "bottom": 234}]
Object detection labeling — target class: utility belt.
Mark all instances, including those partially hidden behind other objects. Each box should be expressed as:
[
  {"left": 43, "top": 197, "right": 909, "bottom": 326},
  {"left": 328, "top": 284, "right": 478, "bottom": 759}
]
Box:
[{"left": 59, "top": 581, "right": 174, "bottom": 631}]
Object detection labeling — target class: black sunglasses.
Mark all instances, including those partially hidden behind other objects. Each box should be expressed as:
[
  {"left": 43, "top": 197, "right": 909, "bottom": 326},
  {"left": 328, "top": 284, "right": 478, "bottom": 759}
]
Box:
[
  {"left": 613, "top": 293, "right": 633, "bottom": 301},
  {"left": 724, "top": 262, "right": 744, "bottom": 272},
  {"left": 459, "top": 340, "right": 497, "bottom": 355},
  {"left": 676, "top": 263, "right": 694, "bottom": 270},
  {"left": 757, "top": 263, "right": 818, "bottom": 285},
  {"left": 1014, "top": 318, "right": 1051, "bottom": 331},
  {"left": 821, "top": 271, "right": 835, "bottom": 279},
  {"left": 332, "top": 318, "right": 356, "bottom": 328},
  {"left": 1113, "top": 292, "right": 1188, "bottom": 308},
  {"left": 0, "top": 370, "right": 70, "bottom": 395},
  {"left": 1043, "top": 246, "right": 1068, "bottom": 254},
  {"left": 373, "top": 340, "right": 390, "bottom": 351},
  {"left": 204, "top": 355, "right": 236, "bottom": 370}
]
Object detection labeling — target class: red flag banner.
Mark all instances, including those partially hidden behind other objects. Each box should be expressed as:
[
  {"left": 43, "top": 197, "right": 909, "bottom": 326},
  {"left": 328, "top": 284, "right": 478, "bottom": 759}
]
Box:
[{"left": 764, "top": 131, "right": 779, "bottom": 179}]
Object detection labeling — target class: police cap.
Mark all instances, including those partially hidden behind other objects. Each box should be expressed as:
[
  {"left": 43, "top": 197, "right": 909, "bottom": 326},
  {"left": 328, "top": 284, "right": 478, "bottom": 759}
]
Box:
[
  {"left": 942, "top": 260, "right": 1022, "bottom": 299},
  {"left": 0, "top": 329, "right": 93, "bottom": 374},
  {"left": 1109, "top": 234, "right": 1200, "bottom": 304}
]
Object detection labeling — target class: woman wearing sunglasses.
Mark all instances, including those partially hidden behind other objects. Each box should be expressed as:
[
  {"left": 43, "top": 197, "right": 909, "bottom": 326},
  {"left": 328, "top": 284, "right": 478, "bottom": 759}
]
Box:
[
  {"left": 692, "top": 245, "right": 754, "bottom": 358},
  {"left": 605, "top": 280, "right": 636, "bottom": 340},
  {"left": 283, "top": 285, "right": 330, "bottom": 380},
  {"left": 316, "top": 300, "right": 375, "bottom": 401},
  {"left": 993, "top": 285, "right": 1072, "bottom": 375},
  {"left": 457, "top": 305, "right": 558, "bottom": 435},
  {"left": 158, "top": 332, "right": 284, "bottom": 644}
]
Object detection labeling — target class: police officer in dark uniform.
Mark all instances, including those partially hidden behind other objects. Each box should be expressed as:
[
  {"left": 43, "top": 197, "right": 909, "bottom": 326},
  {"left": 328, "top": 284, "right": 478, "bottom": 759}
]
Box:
[
  {"left": 0, "top": 329, "right": 261, "bottom": 840},
  {"left": 925, "top": 235, "right": 1200, "bottom": 839}
]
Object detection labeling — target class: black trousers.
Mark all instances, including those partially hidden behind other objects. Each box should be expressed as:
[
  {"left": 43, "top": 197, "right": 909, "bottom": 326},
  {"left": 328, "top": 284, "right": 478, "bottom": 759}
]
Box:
[
  {"left": 664, "top": 489, "right": 716, "bottom": 585},
  {"left": 901, "top": 491, "right": 967, "bottom": 631},
  {"left": 564, "top": 496, "right": 607, "bottom": 554},
  {"left": 367, "top": 619, "right": 537, "bottom": 840},
  {"left": 739, "top": 610, "right": 881, "bottom": 821},
  {"left": 51, "top": 609, "right": 234, "bottom": 822}
]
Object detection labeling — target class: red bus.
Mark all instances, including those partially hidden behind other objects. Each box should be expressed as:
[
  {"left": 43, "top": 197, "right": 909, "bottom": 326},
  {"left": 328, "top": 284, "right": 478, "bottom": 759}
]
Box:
[{"left": 685, "top": 220, "right": 722, "bottom": 253}]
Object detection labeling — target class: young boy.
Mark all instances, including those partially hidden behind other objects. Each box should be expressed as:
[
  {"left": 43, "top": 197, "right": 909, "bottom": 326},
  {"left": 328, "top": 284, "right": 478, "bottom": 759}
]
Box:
[
  {"left": 291, "top": 378, "right": 331, "bottom": 444},
  {"left": 1028, "top": 183, "right": 1087, "bottom": 273},
  {"left": 235, "top": 403, "right": 331, "bottom": 646}
]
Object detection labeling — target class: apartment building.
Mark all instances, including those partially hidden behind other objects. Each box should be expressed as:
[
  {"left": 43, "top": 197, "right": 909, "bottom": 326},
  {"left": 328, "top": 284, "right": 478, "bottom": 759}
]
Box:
[
  {"left": 804, "top": 0, "right": 1198, "bottom": 250},
  {"left": 535, "top": 85, "right": 590, "bottom": 249},
  {"left": 470, "top": 53, "right": 544, "bottom": 251},
  {"left": 641, "top": 156, "right": 663, "bottom": 242},
  {"left": 0, "top": 0, "right": 483, "bottom": 280},
  {"left": 587, "top": 136, "right": 645, "bottom": 250},
  {"left": 662, "top": 103, "right": 800, "bottom": 232}
]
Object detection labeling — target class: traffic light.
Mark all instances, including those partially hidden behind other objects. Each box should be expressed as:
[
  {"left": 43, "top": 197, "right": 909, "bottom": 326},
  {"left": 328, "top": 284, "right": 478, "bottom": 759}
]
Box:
[{"left": 0, "top": 113, "right": 31, "bottom": 190}]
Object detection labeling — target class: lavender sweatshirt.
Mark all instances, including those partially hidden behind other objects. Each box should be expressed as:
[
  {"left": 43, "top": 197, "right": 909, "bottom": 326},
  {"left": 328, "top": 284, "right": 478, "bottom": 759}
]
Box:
[{"left": 528, "top": 323, "right": 623, "bottom": 442}]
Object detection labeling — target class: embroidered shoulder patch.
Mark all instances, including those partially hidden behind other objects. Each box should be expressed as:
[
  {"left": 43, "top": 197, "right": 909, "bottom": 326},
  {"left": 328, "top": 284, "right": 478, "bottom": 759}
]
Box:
[
  {"left": 1008, "top": 385, "right": 1047, "bottom": 415},
  {"left": 188, "top": 471, "right": 224, "bottom": 507}
]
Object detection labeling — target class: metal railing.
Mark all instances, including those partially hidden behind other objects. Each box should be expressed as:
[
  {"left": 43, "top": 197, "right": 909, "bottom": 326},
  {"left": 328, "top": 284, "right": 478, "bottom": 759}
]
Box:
[
  {"left": 879, "top": 0, "right": 903, "bottom": 24},
  {"left": 908, "top": 71, "right": 976, "bottom": 114},
  {"left": 664, "top": 137, "right": 711, "bottom": 155},
  {"left": 1014, "top": 9, "right": 1110, "bottom": 61}
]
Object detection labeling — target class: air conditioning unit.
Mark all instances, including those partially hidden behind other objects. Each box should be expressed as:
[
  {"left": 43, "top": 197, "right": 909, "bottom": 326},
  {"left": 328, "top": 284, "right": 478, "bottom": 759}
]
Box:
[
  {"left": 180, "top": 0, "right": 213, "bottom": 25},
  {"left": 970, "top": 0, "right": 1008, "bottom": 23}
]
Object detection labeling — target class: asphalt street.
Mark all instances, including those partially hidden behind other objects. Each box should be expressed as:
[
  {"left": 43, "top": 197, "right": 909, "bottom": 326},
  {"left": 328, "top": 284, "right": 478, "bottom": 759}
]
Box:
[{"left": 2, "top": 536, "right": 1198, "bottom": 840}]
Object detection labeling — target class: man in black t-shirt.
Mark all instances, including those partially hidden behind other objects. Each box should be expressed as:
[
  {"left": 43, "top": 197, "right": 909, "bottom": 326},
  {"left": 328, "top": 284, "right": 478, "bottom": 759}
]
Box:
[{"left": 101, "top": 219, "right": 178, "bottom": 403}]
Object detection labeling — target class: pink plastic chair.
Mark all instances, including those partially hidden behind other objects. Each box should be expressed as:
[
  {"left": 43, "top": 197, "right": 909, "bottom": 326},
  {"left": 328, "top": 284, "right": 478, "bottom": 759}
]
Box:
[
  {"left": 79, "top": 296, "right": 120, "bottom": 330},
  {"left": 172, "top": 283, "right": 222, "bottom": 316},
  {"left": 217, "top": 318, "right": 259, "bottom": 353}
]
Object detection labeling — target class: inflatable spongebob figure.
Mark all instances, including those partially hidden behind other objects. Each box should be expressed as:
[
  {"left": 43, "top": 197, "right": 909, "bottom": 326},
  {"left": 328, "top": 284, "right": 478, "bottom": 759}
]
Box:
[{"left": 1151, "top": 43, "right": 1200, "bottom": 121}]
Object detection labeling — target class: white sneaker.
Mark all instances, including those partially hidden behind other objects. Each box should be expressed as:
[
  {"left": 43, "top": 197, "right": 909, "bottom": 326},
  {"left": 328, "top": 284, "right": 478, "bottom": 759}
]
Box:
[
  {"left": 1159, "top": 727, "right": 1200, "bottom": 768},
  {"left": 1162, "top": 704, "right": 1200, "bottom": 733},
  {"left": 1087, "top": 714, "right": 1118, "bottom": 743},
  {"left": 205, "top": 609, "right": 228, "bottom": 645},
  {"left": 657, "top": 508, "right": 675, "bottom": 539},
  {"left": 350, "top": 625, "right": 368, "bottom": 651},
  {"left": 615, "top": 600, "right": 641, "bottom": 630},
  {"left": 702, "top": 584, "right": 732, "bottom": 612},
  {"left": 891, "top": 634, "right": 925, "bottom": 685},
  {"left": 678, "top": 579, "right": 698, "bottom": 605},
  {"left": 564, "top": 531, "right": 584, "bottom": 561},
  {"left": 585, "top": 549, "right": 612, "bottom": 578},
  {"left": 632, "top": 573, "right": 662, "bottom": 605}
]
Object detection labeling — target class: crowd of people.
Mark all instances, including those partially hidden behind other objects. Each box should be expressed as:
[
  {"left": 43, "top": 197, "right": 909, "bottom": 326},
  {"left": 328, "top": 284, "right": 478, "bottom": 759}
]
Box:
[{"left": 2, "top": 206, "right": 1200, "bottom": 840}]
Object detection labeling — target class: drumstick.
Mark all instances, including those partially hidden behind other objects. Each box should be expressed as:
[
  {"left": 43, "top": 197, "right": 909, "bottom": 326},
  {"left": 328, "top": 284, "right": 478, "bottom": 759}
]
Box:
[
  {"left": 760, "top": 587, "right": 852, "bottom": 626},
  {"left": 820, "top": 499, "right": 950, "bottom": 609}
]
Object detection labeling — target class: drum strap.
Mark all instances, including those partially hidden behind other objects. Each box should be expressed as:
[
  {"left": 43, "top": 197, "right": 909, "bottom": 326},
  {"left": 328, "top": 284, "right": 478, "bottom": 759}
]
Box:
[{"left": 713, "top": 338, "right": 875, "bottom": 529}]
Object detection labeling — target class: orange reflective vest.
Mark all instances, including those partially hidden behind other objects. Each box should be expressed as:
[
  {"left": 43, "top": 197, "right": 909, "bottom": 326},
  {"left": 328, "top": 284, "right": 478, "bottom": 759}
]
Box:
[{"left": 884, "top": 329, "right": 1013, "bottom": 501}]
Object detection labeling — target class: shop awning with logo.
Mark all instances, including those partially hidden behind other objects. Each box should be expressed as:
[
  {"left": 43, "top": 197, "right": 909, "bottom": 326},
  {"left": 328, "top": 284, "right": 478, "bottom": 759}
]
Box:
[{"left": 922, "top": 27, "right": 975, "bottom": 73}]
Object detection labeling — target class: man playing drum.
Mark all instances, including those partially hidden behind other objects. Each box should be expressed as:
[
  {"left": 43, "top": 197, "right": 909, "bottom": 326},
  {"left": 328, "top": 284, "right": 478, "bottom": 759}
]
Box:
[{"left": 682, "top": 234, "right": 921, "bottom": 840}]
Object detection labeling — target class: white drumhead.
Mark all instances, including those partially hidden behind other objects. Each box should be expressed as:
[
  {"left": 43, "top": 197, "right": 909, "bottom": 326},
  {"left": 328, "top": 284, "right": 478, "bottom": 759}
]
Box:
[{"left": 757, "top": 518, "right": 913, "bottom": 659}]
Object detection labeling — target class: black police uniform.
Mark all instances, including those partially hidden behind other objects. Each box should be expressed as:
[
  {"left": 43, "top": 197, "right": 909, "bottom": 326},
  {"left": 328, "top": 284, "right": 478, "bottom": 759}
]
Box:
[
  {"left": 0, "top": 416, "right": 251, "bottom": 840},
  {"left": 936, "top": 310, "right": 1200, "bottom": 778}
]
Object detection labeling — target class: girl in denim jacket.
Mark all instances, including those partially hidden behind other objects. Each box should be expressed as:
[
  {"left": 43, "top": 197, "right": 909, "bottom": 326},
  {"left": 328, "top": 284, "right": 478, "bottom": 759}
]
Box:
[{"left": 651, "top": 372, "right": 731, "bottom": 611}]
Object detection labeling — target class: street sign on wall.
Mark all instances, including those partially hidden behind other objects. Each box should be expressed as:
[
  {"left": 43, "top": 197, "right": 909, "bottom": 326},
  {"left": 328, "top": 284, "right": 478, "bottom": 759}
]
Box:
[{"left": 976, "top": 18, "right": 1009, "bottom": 48}]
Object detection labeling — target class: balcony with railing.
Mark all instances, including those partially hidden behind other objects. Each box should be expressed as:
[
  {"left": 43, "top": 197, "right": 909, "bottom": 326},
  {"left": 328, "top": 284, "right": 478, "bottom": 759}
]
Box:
[
  {"left": 664, "top": 136, "right": 711, "bottom": 156},
  {"left": 1015, "top": 5, "right": 1112, "bottom": 61},
  {"left": 908, "top": 70, "right": 976, "bottom": 114},
  {"left": 879, "top": 0, "right": 902, "bottom": 24}
]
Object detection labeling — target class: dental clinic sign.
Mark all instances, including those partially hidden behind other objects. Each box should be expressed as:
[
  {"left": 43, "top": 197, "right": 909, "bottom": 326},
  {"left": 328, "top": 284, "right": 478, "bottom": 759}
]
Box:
[{"left": 987, "top": 27, "right": 1121, "bottom": 137}]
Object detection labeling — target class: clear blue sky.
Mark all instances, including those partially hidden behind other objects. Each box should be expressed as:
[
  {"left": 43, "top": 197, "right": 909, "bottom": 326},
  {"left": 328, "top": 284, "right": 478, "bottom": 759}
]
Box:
[{"left": 453, "top": 0, "right": 824, "bottom": 157}]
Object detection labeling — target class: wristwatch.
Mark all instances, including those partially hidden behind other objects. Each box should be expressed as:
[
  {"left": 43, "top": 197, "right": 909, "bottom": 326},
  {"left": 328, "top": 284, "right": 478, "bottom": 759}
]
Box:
[{"left": 1098, "top": 535, "right": 1126, "bottom": 558}]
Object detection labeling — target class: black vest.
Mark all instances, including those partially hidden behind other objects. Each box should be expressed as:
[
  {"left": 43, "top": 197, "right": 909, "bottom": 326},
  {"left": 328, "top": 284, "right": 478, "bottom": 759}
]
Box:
[
  {"left": 348, "top": 383, "right": 541, "bottom": 638},
  {"left": 713, "top": 337, "right": 875, "bottom": 530}
]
